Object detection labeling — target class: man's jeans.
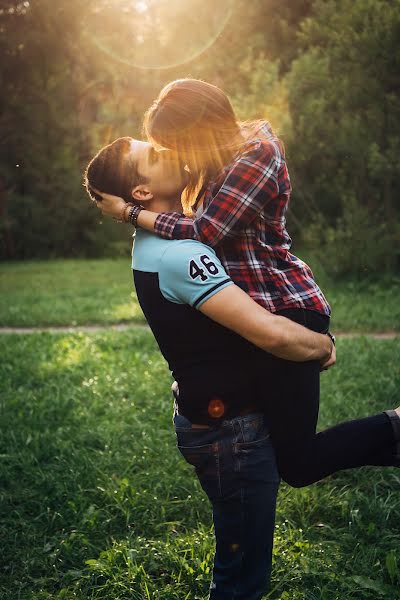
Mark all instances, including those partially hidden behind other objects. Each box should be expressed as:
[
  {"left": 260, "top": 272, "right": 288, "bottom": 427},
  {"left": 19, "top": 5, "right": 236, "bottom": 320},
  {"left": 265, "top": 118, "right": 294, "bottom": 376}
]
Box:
[{"left": 174, "top": 410, "right": 280, "bottom": 600}]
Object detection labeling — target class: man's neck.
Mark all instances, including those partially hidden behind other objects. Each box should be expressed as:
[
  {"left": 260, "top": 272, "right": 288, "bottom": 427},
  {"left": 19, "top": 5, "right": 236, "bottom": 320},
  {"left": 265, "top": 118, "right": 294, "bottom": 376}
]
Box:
[{"left": 146, "top": 196, "right": 182, "bottom": 214}]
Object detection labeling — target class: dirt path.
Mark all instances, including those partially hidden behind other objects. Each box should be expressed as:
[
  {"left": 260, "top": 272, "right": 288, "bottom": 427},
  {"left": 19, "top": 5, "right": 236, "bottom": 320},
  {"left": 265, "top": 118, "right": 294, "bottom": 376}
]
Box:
[{"left": 0, "top": 324, "right": 398, "bottom": 338}]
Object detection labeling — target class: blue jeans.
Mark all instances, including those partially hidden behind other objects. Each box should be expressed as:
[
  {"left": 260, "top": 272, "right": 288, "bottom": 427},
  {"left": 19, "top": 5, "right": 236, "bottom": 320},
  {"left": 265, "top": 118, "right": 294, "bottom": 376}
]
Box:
[{"left": 174, "top": 410, "right": 280, "bottom": 600}]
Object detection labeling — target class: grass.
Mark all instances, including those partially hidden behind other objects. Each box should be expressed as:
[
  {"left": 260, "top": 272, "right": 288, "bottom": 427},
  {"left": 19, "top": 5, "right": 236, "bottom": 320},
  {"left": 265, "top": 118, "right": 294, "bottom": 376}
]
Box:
[
  {"left": 0, "top": 258, "right": 399, "bottom": 332},
  {"left": 1, "top": 331, "right": 399, "bottom": 599},
  {"left": 0, "top": 259, "right": 142, "bottom": 327}
]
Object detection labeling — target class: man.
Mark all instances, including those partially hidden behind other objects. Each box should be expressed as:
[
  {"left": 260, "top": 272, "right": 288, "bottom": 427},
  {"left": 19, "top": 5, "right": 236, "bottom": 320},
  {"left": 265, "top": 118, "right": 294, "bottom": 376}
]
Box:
[{"left": 84, "top": 137, "right": 334, "bottom": 600}]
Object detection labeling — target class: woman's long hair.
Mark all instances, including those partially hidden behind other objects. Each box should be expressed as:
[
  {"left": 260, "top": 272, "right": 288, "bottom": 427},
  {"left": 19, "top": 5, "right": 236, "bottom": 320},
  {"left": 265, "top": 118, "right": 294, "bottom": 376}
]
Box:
[{"left": 143, "top": 79, "right": 265, "bottom": 214}]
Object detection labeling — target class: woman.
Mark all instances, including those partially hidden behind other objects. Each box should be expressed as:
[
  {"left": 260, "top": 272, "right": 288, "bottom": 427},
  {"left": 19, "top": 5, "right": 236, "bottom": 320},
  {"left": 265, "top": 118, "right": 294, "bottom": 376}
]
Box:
[{"left": 96, "top": 79, "right": 400, "bottom": 486}]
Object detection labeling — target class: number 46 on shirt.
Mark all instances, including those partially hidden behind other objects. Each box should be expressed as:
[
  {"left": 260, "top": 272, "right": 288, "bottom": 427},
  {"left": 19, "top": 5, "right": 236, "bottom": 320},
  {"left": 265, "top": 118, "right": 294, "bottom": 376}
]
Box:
[{"left": 189, "top": 254, "right": 220, "bottom": 282}]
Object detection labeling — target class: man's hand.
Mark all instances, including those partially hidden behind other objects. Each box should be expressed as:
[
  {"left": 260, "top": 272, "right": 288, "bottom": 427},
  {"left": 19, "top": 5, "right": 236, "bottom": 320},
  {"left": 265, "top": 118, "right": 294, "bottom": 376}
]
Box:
[
  {"left": 320, "top": 343, "right": 336, "bottom": 372},
  {"left": 92, "top": 188, "right": 127, "bottom": 219}
]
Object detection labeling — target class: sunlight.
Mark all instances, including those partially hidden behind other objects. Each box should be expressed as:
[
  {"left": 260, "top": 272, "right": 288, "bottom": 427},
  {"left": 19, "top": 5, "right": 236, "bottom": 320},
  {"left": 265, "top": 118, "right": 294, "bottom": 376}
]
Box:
[
  {"left": 106, "top": 301, "right": 143, "bottom": 321},
  {"left": 84, "top": 0, "right": 234, "bottom": 70},
  {"left": 135, "top": 1, "right": 148, "bottom": 13}
]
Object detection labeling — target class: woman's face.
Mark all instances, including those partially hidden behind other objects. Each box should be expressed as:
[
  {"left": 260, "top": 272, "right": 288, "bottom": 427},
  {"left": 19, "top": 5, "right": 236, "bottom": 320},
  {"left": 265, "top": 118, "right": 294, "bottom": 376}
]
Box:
[
  {"left": 169, "top": 144, "right": 210, "bottom": 176},
  {"left": 159, "top": 128, "right": 229, "bottom": 176}
]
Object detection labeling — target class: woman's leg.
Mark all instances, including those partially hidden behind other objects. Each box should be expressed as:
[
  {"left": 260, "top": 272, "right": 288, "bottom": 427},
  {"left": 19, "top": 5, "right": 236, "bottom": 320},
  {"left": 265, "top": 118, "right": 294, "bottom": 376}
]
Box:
[
  {"left": 174, "top": 411, "right": 280, "bottom": 600},
  {"left": 262, "top": 309, "right": 399, "bottom": 487},
  {"left": 264, "top": 358, "right": 398, "bottom": 487}
]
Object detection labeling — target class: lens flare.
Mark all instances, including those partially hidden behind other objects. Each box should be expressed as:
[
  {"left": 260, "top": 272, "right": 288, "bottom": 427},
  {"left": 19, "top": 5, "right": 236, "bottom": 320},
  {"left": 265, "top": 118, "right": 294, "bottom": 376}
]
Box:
[
  {"left": 84, "top": 0, "right": 234, "bottom": 70},
  {"left": 208, "top": 398, "right": 225, "bottom": 419}
]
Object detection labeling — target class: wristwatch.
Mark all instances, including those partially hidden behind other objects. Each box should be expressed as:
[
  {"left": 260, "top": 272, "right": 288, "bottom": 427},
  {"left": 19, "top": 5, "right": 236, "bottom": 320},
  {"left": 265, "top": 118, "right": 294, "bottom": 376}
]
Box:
[{"left": 326, "top": 331, "right": 336, "bottom": 346}]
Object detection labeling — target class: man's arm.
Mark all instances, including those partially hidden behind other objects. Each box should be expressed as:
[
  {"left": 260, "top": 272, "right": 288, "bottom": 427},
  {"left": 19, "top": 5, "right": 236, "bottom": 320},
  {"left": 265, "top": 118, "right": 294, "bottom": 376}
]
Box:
[
  {"left": 159, "top": 241, "right": 334, "bottom": 366},
  {"left": 199, "top": 283, "right": 334, "bottom": 364}
]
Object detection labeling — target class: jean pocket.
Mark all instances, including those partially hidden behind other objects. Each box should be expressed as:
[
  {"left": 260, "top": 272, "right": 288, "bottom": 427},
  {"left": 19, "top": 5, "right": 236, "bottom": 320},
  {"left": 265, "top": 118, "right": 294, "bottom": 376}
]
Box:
[
  {"left": 236, "top": 416, "right": 269, "bottom": 447},
  {"left": 235, "top": 434, "right": 271, "bottom": 452},
  {"left": 178, "top": 442, "right": 215, "bottom": 468},
  {"left": 178, "top": 443, "right": 221, "bottom": 500},
  {"left": 234, "top": 436, "right": 280, "bottom": 484}
]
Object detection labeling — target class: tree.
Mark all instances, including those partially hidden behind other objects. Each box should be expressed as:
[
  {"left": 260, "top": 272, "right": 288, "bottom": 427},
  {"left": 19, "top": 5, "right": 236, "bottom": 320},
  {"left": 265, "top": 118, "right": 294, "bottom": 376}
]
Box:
[
  {"left": 0, "top": 0, "right": 142, "bottom": 258},
  {"left": 285, "top": 0, "right": 400, "bottom": 275}
]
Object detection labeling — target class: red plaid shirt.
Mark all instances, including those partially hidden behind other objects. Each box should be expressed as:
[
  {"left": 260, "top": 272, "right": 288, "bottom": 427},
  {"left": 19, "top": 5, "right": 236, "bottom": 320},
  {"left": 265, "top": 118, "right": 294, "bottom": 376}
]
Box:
[{"left": 154, "top": 122, "right": 331, "bottom": 315}]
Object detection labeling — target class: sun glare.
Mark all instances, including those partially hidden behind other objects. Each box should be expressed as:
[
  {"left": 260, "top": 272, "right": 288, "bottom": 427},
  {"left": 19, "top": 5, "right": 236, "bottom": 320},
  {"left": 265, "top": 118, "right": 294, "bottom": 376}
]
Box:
[
  {"left": 135, "top": 1, "right": 148, "bottom": 13},
  {"left": 85, "top": 0, "right": 234, "bottom": 70}
]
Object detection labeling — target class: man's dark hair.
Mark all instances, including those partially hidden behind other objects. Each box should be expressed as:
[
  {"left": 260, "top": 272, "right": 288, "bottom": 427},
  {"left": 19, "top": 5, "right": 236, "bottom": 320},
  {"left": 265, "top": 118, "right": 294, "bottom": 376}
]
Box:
[{"left": 84, "top": 137, "right": 149, "bottom": 203}]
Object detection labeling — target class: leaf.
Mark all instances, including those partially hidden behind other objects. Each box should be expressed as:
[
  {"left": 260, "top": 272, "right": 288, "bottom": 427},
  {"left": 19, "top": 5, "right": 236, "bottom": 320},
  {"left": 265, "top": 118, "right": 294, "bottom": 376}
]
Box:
[
  {"left": 351, "top": 576, "right": 393, "bottom": 595},
  {"left": 385, "top": 550, "right": 399, "bottom": 582},
  {"left": 65, "top": 569, "right": 83, "bottom": 580}
]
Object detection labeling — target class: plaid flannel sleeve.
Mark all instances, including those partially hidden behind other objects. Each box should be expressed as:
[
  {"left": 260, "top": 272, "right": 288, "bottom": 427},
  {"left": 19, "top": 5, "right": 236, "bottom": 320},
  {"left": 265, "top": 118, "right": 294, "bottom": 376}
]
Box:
[
  {"left": 154, "top": 212, "right": 197, "bottom": 240},
  {"left": 195, "top": 141, "right": 284, "bottom": 247}
]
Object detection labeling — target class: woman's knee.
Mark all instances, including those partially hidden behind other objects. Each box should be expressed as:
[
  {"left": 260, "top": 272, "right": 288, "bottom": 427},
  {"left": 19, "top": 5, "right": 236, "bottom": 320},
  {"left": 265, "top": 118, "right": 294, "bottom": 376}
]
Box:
[
  {"left": 277, "top": 460, "right": 311, "bottom": 488},
  {"left": 281, "top": 473, "right": 309, "bottom": 488}
]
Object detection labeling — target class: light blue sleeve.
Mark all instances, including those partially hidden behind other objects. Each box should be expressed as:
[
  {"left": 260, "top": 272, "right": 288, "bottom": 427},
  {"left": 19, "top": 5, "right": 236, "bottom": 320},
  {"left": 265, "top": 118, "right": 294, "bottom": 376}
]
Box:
[{"left": 159, "top": 240, "right": 233, "bottom": 309}]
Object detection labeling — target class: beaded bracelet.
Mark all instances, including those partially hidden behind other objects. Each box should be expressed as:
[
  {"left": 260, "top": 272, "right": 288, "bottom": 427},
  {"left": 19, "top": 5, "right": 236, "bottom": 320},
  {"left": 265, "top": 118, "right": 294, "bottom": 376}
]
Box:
[
  {"left": 122, "top": 203, "right": 133, "bottom": 223},
  {"left": 128, "top": 204, "right": 144, "bottom": 228}
]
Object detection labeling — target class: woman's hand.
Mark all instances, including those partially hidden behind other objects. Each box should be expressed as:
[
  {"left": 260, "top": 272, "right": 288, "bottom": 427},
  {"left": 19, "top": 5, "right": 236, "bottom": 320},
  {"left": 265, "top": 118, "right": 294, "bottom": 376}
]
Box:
[
  {"left": 90, "top": 186, "right": 159, "bottom": 231},
  {"left": 93, "top": 189, "right": 127, "bottom": 220}
]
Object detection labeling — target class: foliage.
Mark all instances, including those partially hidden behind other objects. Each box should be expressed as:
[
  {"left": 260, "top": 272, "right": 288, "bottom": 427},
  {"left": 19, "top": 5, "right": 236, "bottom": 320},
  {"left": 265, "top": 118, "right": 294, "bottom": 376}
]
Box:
[
  {"left": 1, "top": 1, "right": 95, "bottom": 256},
  {"left": 0, "top": 0, "right": 399, "bottom": 277},
  {"left": 301, "top": 198, "right": 400, "bottom": 279},
  {"left": 0, "top": 0, "right": 144, "bottom": 258},
  {"left": 286, "top": 0, "right": 400, "bottom": 274},
  {"left": 230, "top": 55, "right": 291, "bottom": 136},
  {"left": 0, "top": 331, "right": 399, "bottom": 598}
]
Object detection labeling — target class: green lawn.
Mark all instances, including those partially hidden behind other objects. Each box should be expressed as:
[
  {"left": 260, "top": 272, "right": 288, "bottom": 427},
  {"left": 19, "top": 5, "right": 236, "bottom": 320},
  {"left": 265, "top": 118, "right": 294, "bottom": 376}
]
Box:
[
  {"left": 1, "top": 331, "right": 399, "bottom": 599},
  {"left": 0, "top": 259, "right": 399, "bottom": 331},
  {"left": 0, "top": 259, "right": 142, "bottom": 327}
]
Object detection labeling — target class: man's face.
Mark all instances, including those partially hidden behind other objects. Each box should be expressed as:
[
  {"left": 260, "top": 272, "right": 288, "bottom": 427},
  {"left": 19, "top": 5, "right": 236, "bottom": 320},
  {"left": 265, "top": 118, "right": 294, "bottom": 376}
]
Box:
[{"left": 130, "top": 140, "right": 188, "bottom": 199}]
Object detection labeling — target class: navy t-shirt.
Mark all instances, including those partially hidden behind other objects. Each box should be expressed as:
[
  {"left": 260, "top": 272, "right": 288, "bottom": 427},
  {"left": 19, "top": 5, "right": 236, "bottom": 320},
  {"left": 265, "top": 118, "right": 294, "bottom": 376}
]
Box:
[{"left": 132, "top": 229, "right": 273, "bottom": 424}]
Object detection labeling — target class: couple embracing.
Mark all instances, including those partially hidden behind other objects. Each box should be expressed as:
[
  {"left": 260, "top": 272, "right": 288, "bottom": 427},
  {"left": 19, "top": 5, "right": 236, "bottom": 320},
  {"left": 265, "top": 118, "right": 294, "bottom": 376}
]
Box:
[{"left": 85, "top": 78, "right": 400, "bottom": 599}]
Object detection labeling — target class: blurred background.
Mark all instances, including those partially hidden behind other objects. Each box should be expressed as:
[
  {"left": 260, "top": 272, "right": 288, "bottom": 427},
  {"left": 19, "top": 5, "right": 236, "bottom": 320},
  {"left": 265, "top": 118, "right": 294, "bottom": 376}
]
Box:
[
  {"left": 1, "top": 0, "right": 399, "bottom": 280},
  {"left": 1, "top": 5, "right": 400, "bottom": 597}
]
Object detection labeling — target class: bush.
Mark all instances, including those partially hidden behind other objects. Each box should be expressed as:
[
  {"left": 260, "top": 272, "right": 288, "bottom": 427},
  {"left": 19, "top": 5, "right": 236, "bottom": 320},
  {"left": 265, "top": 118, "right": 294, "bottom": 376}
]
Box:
[
  {"left": 0, "top": 190, "right": 132, "bottom": 260},
  {"left": 302, "top": 197, "right": 399, "bottom": 280}
]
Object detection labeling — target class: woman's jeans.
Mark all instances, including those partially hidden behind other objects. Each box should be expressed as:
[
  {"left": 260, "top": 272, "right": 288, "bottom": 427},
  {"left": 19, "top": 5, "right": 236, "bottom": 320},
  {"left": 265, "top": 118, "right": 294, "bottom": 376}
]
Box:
[{"left": 174, "top": 410, "right": 280, "bottom": 600}]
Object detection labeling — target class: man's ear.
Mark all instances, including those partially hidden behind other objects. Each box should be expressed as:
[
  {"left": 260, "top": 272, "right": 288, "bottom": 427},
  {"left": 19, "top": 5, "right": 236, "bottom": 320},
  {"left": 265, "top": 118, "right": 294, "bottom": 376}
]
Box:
[{"left": 131, "top": 184, "right": 153, "bottom": 203}]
